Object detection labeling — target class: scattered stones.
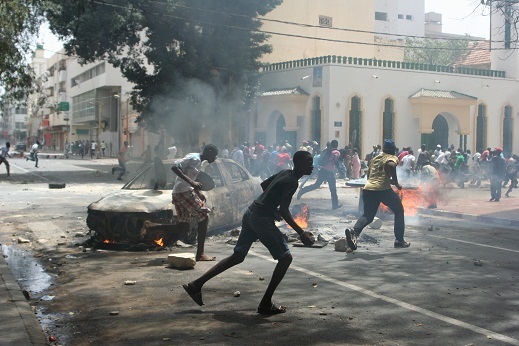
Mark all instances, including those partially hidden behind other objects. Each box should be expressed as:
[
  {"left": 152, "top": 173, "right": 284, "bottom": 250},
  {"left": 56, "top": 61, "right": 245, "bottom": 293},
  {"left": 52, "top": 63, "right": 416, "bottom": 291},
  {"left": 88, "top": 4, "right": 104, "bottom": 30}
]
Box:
[
  {"left": 124, "top": 280, "right": 137, "bottom": 285},
  {"left": 259, "top": 277, "right": 265, "bottom": 281},
  {"left": 17, "top": 237, "right": 30, "bottom": 244},
  {"left": 109, "top": 311, "right": 119, "bottom": 316},
  {"left": 230, "top": 229, "right": 240, "bottom": 237},
  {"left": 233, "top": 291, "right": 241, "bottom": 297},
  {"left": 334, "top": 238, "right": 348, "bottom": 252},
  {"left": 368, "top": 217, "right": 382, "bottom": 229},
  {"left": 74, "top": 232, "right": 85, "bottom": 237},
  {"left": 168, "top": 253, "right": 196, "bottom": 269},
  {"left": 474, "top": 259, "right": 483, "bottom": 266}
]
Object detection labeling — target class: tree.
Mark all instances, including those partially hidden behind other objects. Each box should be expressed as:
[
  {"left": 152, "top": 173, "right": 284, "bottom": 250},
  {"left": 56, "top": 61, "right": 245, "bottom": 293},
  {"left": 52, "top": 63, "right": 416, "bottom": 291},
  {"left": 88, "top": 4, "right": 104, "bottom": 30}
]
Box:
[
  {"left": 0, "top": 0, "right": 46, "bottom": 107},
  {"left": 404, "top": 37, "right": 471, "bottom": 66},
  {"left": 44, "top": 0, "right": 282, "bottom": 147}
]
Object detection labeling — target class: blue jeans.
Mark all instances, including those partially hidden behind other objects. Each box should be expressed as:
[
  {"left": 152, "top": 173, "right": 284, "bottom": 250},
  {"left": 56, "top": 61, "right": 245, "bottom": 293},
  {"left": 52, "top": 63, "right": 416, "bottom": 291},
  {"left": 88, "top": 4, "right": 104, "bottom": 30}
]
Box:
[
  {"left": 298, "top": 168, "right": 339, "bottom": 208},
  {"left": 490, "top": 176, "right": 503, "bottom": 200}
]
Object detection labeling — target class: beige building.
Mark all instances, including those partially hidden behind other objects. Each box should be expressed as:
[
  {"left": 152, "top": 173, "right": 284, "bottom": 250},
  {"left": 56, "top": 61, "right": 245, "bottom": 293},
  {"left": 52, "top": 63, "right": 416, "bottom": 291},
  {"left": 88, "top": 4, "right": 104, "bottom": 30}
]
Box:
[{"left": 253, "top": 1, "right": 517, "bottom": 158}]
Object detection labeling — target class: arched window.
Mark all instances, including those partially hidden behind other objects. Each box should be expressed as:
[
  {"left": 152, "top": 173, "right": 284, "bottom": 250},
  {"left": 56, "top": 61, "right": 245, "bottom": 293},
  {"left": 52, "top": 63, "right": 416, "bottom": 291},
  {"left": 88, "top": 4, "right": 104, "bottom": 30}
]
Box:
[
  {"left": 503, "top": 105, "right": 513, "bottom": 156},
  {"left": 311, "top": 96, "right": 321, "bottom": 146},
  {"left": 382, "top": 98, "right": 394, "bottom": 142},
  {"left": 349, "top": 96, "right": 362, "bottom": 157},
  {"left": 476, "top": 104, "right": 487, "bottom": 153}
]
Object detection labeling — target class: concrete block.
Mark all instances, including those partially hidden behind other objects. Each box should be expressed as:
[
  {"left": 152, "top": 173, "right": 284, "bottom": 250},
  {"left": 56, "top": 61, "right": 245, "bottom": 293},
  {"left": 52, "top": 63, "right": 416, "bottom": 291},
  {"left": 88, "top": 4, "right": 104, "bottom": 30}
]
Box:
[{"left": 168, "top": 253, "right": 196, "bottom": 269}]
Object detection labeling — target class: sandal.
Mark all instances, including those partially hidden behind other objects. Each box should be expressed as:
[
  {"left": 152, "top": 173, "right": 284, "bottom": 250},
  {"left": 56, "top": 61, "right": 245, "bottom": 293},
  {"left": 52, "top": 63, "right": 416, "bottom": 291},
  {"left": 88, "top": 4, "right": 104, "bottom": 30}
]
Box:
[
  {"left": 257, "top": 303, "right": 287, "bottom": 315},
  {"left": 183, "top": 284, "right": 204, "bottom": 306}
]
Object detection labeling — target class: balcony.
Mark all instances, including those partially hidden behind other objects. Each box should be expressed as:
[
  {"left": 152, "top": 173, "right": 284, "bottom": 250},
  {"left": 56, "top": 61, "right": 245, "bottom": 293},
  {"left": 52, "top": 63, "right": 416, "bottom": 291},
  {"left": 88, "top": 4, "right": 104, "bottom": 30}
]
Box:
[{"left": 58, "top": 70, "right": 67, "bottom": 83}]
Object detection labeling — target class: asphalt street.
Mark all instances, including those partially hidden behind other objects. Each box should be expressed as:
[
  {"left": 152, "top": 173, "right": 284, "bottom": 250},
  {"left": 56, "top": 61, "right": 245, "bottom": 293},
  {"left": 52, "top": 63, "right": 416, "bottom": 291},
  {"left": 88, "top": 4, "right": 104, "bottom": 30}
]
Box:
[{"left": 0, "top": 155, "right": 518, "bottom": 345}]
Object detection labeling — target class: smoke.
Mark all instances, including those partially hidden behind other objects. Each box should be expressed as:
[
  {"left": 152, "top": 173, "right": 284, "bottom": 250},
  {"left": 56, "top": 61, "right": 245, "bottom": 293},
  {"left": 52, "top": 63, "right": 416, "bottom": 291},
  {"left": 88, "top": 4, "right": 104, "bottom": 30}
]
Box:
[{"left": 149, "top": 77, "right": 237, "bottom": 151}]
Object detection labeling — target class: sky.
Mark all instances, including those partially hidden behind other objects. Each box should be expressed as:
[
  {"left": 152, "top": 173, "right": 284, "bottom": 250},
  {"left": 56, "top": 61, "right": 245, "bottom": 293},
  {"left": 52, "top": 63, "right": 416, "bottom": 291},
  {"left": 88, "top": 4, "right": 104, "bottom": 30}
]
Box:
[
  {"left": 37, "top": 0, "right": 491, "bottom": 58},
  {"left": 424, "top": 0, "right": 490, "bottom": 39}
]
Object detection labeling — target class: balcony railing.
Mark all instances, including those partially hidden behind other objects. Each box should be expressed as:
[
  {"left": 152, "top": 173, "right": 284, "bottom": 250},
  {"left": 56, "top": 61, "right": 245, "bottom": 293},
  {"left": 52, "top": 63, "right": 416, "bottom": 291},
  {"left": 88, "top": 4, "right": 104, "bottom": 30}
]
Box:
[{"left": 262, "top": 55, "right": 506, "bottom": 78}]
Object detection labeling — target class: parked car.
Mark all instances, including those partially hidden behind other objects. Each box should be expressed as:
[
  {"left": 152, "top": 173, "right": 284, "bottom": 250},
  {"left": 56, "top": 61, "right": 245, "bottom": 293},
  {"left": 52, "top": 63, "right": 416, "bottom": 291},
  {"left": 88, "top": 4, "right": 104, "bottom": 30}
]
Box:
[
  {"left": 86, "top": 158, "right": 263, "bottom": 244},
  {"left": 15, "top": 142, "right": 26, "bottom": 151}
]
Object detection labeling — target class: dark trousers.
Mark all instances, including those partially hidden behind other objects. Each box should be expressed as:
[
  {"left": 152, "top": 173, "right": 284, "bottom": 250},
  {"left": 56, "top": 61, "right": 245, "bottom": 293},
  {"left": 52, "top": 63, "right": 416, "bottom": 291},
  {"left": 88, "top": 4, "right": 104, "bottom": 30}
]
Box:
[
  {"left": 298, "top": 168, "right": 338, "bottom": 208},
  {"left": 113, "top": 160, "right": 127, "bottom": 178},
  {"left": 490, "top": 176, "right": 503, "bottom": 201},
  {"left": 354, "top": 189, "right": 405, "bottom": 242}
]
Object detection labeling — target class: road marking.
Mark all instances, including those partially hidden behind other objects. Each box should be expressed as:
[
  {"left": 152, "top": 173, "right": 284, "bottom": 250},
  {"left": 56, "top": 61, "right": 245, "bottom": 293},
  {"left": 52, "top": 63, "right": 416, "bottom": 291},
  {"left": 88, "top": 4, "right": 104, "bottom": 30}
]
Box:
[
  {"left": 8, "top": 163, "right": 50, "bottom": 181},
  {"left": 250, "top": 250, "right": 519, "bottom": 345},
  {"left": 427, "top": 234, "right": 519, "bottom": 253}
]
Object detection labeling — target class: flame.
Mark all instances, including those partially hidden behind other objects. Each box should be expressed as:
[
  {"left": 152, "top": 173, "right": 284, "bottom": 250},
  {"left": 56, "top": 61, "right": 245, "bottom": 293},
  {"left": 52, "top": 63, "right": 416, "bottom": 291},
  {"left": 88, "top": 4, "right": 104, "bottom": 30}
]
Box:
[
  {"left": 378, "top": 187, "right": 426, "bottom": 216},
  {"left": 154, "top": 238, "right": 164, "bottom": 247},
  {"left": 103, "top": 239, "right": 117, "bottom": 244},
  {"left": 292, "top": 204, "right": 309, "bottom": 229}
]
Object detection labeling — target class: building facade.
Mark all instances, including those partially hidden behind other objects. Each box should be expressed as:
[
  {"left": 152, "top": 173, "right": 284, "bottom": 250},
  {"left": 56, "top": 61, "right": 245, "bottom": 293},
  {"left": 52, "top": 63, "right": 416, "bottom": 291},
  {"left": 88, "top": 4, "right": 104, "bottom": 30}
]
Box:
[{"left": 253, "top": 1, "right": 517, "bottom": 158}]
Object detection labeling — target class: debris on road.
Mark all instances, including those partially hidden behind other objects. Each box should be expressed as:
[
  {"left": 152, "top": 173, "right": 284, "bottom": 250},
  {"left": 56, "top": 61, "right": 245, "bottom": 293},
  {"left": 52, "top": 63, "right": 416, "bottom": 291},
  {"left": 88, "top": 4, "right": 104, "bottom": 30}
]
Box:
[
  {"left": 233, "top": 291, "right": 240, "bottom": 297},
  {"left": 124, "top": 280, "right": 137, "bottom": 285},
  {"left": 168, "top": 253, "right": 196, "bottom": 269},
  {"left": 17, "top": 237, "right": 30, "bottom": 244},
  {"left": 109, "top": 311, "right": 119, "bottom": 316},
  {"left": 474, "top": 259, "right": 483, "bottom": 266}
]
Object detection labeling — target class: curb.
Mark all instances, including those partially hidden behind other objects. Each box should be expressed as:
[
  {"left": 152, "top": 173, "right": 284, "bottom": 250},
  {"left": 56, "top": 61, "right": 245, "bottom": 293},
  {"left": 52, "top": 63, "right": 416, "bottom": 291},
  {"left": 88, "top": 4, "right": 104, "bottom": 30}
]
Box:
[
  {"left": 0, "top": 257, "right": 48, "bottom": 345},
  {"left": 418, "top": 207, "right": 519, "bottom": 228}
]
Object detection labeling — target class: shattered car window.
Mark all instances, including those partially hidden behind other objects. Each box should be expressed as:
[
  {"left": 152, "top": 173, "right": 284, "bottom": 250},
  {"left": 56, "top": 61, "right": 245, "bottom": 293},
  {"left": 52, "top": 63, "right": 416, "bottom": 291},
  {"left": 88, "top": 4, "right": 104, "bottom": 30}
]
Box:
[
  {"left": 223, "top": 161, "right": 249, "bottom": 184},
  {"left": 204, "top": 163, "right": 224, "bottom": 188}
]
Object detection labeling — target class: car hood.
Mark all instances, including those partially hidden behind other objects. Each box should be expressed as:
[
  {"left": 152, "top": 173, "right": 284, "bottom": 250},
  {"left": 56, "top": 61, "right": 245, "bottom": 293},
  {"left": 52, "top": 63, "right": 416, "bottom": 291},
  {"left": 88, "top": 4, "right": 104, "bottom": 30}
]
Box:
[{"left": 88, "top": 189, "right": 173, "bottom": 213}]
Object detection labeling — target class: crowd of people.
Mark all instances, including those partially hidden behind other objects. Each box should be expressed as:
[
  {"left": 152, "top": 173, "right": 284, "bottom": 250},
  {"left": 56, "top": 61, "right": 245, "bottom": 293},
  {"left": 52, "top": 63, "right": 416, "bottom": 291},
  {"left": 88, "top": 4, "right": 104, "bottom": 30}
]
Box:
[{"left": 383, "top": 143, "right": 517, "bottom": 202}]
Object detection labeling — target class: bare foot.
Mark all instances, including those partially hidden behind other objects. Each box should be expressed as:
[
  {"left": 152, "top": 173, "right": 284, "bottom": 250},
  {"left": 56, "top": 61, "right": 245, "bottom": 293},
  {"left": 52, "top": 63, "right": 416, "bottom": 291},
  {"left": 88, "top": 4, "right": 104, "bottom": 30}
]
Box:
[{"left": 196, "top": 254, "right": 216, "bottom": 261}]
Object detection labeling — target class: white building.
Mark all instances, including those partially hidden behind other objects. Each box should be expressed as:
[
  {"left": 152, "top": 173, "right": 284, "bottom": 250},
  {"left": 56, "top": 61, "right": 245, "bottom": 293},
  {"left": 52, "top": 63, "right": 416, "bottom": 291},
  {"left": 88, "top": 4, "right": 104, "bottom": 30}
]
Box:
[{"left": 253, "top": 1, "right": 517, "bottom": 158}]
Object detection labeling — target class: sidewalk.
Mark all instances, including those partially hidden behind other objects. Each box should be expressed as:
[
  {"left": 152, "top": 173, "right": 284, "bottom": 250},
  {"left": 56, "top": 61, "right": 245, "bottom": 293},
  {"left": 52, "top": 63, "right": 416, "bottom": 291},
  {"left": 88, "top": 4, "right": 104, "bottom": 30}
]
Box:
[
  {"left": 0, "top": 255, "right": 48, "bottom": 345},
  {"left": 418, "top": 184, "right": 519, "bottom": 228}
]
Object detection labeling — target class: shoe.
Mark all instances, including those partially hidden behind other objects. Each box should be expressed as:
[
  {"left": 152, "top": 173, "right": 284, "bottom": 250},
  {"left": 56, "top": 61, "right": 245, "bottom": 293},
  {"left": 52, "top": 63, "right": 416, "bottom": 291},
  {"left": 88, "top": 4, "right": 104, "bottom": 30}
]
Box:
[
  {"left": 505, "top": 193, "right": 510, "bottom": 198},
  {"left": 394, "top": 240, "right": 411, "bottom": 248},
  {"left": 257, "top": 303, "right": 286, "bottom": 315},
  {"left": 489, "top": 198, "right": 495, "bottom": 201},
  {"left": 182, "top": 284, "right": 204, "bottom": 306},
  {"left": 495, "top": 199, "right": 500, "bottom": 202},
  {"left": 332, "top": 204, "right": 343, "bottom": 210},
  {"left": 112, "top": 167, "right": 115, "bottom": 175},
  {"left": 345, "top": 228, "right": 358, "bottom": 250},
  {"left": 35, "top": 165, "right": 38, "bottom": 168}
]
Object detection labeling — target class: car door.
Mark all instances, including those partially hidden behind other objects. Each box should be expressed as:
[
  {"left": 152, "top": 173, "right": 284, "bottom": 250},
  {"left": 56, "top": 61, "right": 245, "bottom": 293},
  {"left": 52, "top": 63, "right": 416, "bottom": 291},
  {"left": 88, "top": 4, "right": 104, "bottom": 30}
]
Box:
[{"left": 203, "top": 162, "right": 235, "bottom": 229}]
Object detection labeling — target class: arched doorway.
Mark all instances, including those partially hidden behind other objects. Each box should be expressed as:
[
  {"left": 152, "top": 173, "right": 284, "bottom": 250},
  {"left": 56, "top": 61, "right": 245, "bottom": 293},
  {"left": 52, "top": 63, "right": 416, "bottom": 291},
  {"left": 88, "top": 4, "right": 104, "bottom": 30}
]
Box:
[
  {"left": 431, "top": 114, "right": 449, "bottom": 149},
  {"left": 276, "top": 114, "right": 287, "bottom": 145}
]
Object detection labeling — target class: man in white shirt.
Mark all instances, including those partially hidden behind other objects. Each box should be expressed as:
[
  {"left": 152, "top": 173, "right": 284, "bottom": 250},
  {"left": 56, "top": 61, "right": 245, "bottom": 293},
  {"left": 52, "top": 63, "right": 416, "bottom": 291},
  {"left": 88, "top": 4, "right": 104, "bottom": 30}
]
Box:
[
  {"left": 401, "top": 150, "right": 416, "bottom": 179},
  {"left": 26, "top": 140, "right": 40, "bottom": 168},
  {"left": 91, "top": 141, "right": 98, "bottom": 159}
]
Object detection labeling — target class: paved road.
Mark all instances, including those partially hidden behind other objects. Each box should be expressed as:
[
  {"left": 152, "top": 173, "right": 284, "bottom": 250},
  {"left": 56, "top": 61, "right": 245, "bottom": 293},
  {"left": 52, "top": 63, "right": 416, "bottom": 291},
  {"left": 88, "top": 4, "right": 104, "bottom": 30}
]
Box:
[{"left": 1, "top": 156, "right": 519, "bottom": 345}]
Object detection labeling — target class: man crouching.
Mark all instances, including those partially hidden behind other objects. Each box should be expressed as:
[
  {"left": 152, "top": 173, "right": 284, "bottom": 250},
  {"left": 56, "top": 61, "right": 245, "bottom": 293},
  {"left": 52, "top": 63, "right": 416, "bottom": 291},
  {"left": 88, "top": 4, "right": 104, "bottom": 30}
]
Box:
[{"left": 183, "top": 151, "right": 314, "bottom": 314}]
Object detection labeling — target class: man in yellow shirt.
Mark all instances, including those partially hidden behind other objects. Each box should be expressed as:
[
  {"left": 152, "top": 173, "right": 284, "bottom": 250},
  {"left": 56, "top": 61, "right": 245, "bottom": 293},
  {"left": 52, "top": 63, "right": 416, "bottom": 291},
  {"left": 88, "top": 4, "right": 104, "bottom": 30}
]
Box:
[{"left": 345, "top": 139, "right": 410, "bottom": 250}]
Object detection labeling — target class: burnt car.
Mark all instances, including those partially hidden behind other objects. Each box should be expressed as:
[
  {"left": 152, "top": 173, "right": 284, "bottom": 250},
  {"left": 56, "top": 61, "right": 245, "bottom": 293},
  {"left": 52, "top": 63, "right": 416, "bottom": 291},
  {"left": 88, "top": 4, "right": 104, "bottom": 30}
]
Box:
[{"left": 86, "top": 158, "right": 263, "bottom": 244}]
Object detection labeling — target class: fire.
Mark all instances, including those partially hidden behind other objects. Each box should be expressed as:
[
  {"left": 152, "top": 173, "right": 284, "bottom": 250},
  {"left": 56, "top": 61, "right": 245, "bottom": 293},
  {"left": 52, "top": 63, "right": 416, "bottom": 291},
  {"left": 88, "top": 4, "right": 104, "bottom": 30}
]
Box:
[
  {"left": 292, "top": 204, "right": 309, "bottom": 229},
  {"left": 103, "top": 239, "right": 117, "bottom": 244},
  {"left": 154, "top": 238, "right": 164, "bottom": 247},
  {"left": 378, "top": 187, "right": 426, "bottom": 216}
]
